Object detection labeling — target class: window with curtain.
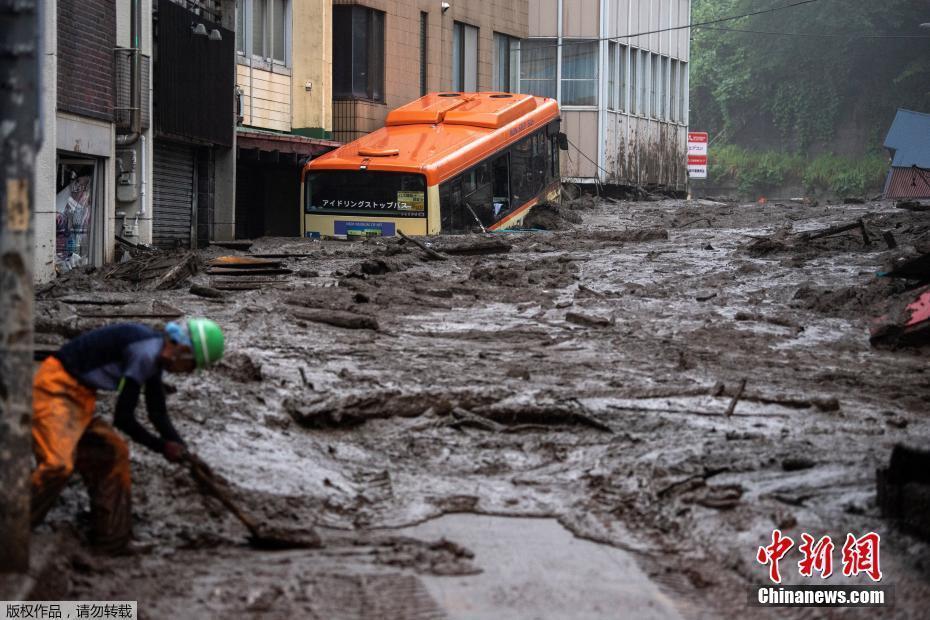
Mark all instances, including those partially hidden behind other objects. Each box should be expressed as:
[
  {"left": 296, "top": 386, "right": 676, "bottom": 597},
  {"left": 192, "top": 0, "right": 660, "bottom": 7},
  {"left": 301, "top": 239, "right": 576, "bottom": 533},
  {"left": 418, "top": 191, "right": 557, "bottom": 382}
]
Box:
[
  {"left": 333, "top": 5, "right": 385, "bottom": 101},
  {"left": 679, "top": 62, "right": 689, "bottom": 124},
  {"left": 239, "top": 0, "right": 289, "bottom": 64},
  {"left": 619, "top": 45, "right": 628, "bottom": 112},
  {"left": 630, "top": 47, "right": 639, "bottom": 114},
  {"left": 519, "top": 39, "right": 557, "bottom": 99},
  {"left": 640, "top": 50, "right": 650, "bottom": 115},
  {"left": 453, "top": 22, "right": 479, "bottom": 92},
  {"left": 650, "top": 53, "right": 659, "bottom": 118},
  {"left": 493, "top": 33, "right": 519, "bottom": 92},
  {"left": 561, "top": 40, "right": 598, "bottom": 106},
  {"left": 608, "top": 42, "right": 617, "bottom": 110}
]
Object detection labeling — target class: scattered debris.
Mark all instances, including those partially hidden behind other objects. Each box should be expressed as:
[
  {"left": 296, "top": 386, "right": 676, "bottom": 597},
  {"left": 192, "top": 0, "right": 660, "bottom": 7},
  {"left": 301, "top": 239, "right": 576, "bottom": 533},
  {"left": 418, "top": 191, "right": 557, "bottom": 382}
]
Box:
[
  {"left": 397, "top": 231, "right": 448, "bottom": 261},
  {"left": 724, "top": 379, "right": 747, "bottom": 418},
  {"left": 289, "top": 308, "right": 379, "bottom": 331},
  {"left": 877, "top": 445, "right": 930, "bottom": 541},
  {"left": 189, "top": 284, "right": 226, "bottom": 300}
]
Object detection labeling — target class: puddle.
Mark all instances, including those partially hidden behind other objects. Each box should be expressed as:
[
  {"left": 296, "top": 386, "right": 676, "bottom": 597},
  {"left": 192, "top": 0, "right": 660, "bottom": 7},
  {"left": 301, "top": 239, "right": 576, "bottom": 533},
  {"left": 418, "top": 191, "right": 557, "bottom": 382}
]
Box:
[{"left": 399, "top": 514, "right": 685, "bottom": 620}]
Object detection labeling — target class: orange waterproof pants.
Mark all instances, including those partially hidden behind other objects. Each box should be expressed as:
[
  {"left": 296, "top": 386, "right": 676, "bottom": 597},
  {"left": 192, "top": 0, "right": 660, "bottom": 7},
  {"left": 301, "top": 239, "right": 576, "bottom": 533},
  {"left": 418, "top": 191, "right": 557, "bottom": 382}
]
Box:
[{"left": 31, "top": 357, "right": 132, "bottom": 551}]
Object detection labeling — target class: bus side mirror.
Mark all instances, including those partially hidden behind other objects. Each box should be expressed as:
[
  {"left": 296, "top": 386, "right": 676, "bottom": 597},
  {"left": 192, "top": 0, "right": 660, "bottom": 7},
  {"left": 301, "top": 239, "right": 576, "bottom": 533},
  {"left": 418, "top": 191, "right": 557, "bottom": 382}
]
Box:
[{"left": 557, "top": 132, "right": 569, "bottom": 151}]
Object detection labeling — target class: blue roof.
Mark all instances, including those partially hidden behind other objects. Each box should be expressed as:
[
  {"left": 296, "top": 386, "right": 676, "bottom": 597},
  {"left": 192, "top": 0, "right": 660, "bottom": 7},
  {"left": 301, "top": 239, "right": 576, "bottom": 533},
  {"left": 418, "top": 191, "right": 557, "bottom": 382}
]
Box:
[{"left": 884, "top": 108, "right": 930, "bottom": 169}]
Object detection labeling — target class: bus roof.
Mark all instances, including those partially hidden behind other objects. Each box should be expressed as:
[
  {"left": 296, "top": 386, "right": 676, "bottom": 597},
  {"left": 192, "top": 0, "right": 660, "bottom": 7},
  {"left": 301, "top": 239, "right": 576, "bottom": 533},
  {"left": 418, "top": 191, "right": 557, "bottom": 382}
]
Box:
[{"left": 307, "top": 92, "right": 560, "bottom": 186}]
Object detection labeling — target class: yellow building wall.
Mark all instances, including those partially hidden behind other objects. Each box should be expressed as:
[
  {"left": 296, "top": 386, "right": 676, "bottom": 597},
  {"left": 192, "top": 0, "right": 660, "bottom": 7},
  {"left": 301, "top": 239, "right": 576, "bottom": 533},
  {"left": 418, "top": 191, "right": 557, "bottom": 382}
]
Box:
[
  {"left": 291, "top": 0, "right": 332, "bottom": 138},
  {"left": 237, "top": 64, "right": 291, "bottom": 132}
]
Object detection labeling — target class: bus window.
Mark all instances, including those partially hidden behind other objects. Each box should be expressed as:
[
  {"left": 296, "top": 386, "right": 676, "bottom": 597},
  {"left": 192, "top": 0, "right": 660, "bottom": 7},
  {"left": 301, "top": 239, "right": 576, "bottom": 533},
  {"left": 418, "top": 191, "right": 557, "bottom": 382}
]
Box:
[
  {"left": 491, "top": 153, "right": 510, "bottom": 220},
  {"left": 305, "top": 171, "right": 427, "bottom": 218},
  {"left": 511, "top": 134, "right": 545, "bottom": 207},
  {"left": 463, "top": 161, "right": 494, "bottom": 228}
]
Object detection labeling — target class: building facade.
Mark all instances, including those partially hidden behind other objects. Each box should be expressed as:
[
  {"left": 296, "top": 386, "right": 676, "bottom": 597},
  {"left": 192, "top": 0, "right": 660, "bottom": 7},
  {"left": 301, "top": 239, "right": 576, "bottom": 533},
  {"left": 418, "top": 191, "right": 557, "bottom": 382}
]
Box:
[
  {"left": 523, "top": 0, "right": 691, "bottom": 188},
  {"left": 234, "top": 0, "right": 339, "bottom": 238},
  {"left": 330, "top": 0, "right": 530, "bottom": 143},
  {"left": 34, "top": 0, "right": 238, "bottom": 283}
]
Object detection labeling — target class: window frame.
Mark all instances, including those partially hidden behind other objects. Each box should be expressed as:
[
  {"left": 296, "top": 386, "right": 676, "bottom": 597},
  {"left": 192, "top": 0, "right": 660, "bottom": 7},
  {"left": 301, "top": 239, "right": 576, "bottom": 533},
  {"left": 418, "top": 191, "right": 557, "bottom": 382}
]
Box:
[
  {"left": 453, "top": 21, "right": 479, "bottom": 92},
  {"left": 237, "top": 0, "right": 292, "bottom": 68},
  {"left": 493, "top": 32, "right": 520, "bottom": 93},
  {"left": 607, "top": 41, "right": 617, "bottom": 111},
  {"left": 519, "top": 38, "right": 558, "bottom": 100},
  {"left": 560, "top": 39, "right": 599, "bottom": 108},
  {"left": 332, "top": 5, "right": 386, "bottom": 103},
  {"left": 420, "top": 12, "right": 429, "bottom": 96},
  {"left": 438, "top": 123, "right": 559, "bottom": 233}
]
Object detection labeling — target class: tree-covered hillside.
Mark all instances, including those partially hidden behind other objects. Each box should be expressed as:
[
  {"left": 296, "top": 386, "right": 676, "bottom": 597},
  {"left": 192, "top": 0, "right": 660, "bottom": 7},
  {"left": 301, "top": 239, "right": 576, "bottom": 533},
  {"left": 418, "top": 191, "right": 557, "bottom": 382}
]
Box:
[{"left": 691, "top": 0, "right": 930, "bottom": 155}]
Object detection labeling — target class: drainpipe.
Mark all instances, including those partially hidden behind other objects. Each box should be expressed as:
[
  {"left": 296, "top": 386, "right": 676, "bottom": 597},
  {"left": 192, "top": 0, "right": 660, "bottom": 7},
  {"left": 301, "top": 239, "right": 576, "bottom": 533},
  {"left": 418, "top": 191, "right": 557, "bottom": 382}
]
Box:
[{"left": 116, "top": 0, "right": 142, "bottom": 146}]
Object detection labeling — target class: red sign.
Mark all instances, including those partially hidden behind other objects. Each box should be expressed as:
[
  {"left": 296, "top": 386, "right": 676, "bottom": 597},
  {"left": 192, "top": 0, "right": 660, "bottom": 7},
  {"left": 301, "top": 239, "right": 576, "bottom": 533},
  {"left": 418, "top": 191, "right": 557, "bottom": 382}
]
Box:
[
  {"left": 688, "top": 155, "right": 707, "bottom": 166},
  {"left": 688, "top": 132, "right": 708, "bottom": 143}
]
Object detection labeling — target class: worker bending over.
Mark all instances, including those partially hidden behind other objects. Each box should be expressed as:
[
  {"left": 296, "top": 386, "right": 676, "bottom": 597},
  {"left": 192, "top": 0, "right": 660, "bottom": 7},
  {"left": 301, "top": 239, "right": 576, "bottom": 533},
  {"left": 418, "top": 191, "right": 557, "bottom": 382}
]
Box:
[{"left": 30, "top": 318, "right": 225, "bottom": 552}]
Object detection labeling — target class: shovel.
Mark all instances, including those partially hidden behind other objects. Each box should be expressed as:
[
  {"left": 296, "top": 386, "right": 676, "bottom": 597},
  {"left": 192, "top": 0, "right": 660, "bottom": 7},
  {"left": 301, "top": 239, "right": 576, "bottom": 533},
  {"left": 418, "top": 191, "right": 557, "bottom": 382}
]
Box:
[{"left": 184, "top": 452, "right": 321, "bottom": 550}]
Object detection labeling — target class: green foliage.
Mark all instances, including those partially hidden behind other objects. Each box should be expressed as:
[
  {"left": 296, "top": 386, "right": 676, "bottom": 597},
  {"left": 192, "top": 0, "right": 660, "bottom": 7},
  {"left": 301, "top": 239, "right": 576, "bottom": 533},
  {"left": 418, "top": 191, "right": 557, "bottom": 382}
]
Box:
[
  {"left": 691, "top": 0, "right": 930, "bottom": 153},
  {"left": 709, "top": 146, "right": 888, "bottom": 197}
]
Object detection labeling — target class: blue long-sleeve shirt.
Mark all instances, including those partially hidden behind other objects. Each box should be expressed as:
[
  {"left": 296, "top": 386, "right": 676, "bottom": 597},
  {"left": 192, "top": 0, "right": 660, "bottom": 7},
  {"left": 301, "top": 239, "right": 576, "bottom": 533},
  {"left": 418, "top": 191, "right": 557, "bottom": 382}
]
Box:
[{"left": 54, "top": 323, "right": 183, "bottom": 453}]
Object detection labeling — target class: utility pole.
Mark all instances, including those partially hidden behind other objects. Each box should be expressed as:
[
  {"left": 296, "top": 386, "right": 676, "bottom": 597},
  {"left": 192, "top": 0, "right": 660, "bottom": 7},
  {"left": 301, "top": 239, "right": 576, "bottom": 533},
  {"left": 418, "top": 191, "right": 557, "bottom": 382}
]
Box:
[{"left": 0, "top": 0, "right": 40, "bottom": 573}]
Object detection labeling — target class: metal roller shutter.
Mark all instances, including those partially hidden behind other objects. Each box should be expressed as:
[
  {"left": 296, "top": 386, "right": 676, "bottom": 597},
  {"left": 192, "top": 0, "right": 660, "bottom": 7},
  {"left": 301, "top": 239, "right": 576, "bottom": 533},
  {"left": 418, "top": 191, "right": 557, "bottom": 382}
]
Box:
[{"left": 153, "top": 141, "right": 195, "bottom": 249}]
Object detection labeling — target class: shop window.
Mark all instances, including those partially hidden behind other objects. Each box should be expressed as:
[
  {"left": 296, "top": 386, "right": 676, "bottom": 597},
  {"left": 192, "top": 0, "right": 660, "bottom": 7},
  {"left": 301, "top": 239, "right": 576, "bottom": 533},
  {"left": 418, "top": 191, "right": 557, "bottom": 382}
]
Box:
[
  {"left": 561, "top": 40, "right": 598, "bottom": 106},
  {"left": 494, "top": 33, "right": 519, "bottom": 92},
  {"left": 520, "top": 39, "right": 557, "bottom": 99},
  {"left": 333, "top": 5, "right": 385, "bottom": 101},
  {"left": 453, "top": 22, "right": 479, "bottom": 92},
  {"left": 55, "top": 158, "right": 101, "bottom": 273}
]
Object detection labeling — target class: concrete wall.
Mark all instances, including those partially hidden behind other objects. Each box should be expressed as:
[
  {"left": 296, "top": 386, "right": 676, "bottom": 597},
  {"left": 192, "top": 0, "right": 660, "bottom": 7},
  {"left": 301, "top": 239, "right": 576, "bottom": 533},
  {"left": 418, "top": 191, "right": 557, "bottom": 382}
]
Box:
[
  {"left": 291, "top": 0, "right": 332, "bottom": 137},
  {"left": 238, "top": 64, "right": 292, "bottom": 132},
  {"left": 34, "top": 0, "right": 59, "bottom": 282}
]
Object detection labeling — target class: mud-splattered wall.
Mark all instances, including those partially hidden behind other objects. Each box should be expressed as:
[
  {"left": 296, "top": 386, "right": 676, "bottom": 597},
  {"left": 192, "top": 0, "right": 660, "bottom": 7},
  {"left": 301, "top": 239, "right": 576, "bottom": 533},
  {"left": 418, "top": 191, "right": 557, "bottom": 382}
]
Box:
[{"left": 527, "top": 0, "right": 690, "bottom": 189}]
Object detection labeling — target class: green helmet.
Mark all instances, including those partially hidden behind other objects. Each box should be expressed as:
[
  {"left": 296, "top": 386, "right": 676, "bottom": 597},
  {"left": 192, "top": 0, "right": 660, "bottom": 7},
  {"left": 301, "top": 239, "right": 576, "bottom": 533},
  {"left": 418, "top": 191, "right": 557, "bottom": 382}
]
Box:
[{"left": 188, "top": 318, "right": 225, "bottom": 369}]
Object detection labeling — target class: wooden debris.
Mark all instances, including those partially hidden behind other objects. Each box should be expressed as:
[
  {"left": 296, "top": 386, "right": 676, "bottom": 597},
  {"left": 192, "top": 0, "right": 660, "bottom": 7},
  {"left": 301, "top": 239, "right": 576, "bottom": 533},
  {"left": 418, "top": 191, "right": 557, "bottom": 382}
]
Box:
[
  {"left": 800, "top": 219, "right": 870, "bottom": 245},
  {"left": 398, "top": 231, "right": 448, "bottom": 261},
  {"left": 149, "top": 253, "right": 198, "bottom": 290},
  {"left": 291, "top": 308, "right": 380, "bottom": 331},
  {"left": 725, "top": 379, "right": 747, "bottom": 418},
  {"left": 565, "top": 312, "right": 612, "bottom": 328},
  {"left": 207, "top": 256, "right": 284, "bottom": 269},
  {"left": 439, "top": 239, "right": 512, "bottom": 256},
  {"left": 207, "top": 267, "right": 292, "bottom": 276},
  {"left": 189, "top": 284, "right": 226, "bottom": 300},
  {"left": 883, "top": 231, "right": 898, "bottom": 250}
]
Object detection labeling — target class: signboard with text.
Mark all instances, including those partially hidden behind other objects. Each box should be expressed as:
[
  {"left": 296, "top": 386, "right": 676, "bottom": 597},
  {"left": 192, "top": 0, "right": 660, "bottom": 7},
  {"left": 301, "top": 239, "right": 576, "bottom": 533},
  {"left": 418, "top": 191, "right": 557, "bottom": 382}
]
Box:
[{"left": 688, "top": 132, "right": 709, "bottom": 180}]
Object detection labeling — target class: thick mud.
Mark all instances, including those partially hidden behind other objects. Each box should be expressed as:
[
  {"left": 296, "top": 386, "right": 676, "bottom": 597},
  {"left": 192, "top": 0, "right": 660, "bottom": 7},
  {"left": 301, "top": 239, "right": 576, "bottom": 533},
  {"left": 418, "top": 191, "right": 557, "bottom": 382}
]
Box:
[{"left": 32, "top": 199, "right": 930, "bottom": 618}]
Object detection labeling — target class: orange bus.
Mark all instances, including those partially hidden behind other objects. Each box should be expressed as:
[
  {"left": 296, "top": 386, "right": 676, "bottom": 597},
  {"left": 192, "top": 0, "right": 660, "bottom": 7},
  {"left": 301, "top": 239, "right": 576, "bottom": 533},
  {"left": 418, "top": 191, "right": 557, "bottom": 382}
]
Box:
[{"left": 301, "top": 92, "right": 565, "bottom": 238}]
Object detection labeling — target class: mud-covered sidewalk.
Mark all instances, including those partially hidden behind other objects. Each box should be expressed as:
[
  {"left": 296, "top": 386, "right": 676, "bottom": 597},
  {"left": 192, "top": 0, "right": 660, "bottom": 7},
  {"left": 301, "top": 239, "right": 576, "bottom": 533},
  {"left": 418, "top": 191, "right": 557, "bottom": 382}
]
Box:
[{"left": 24, "top": 198, "right": 930, "bottom": 618}]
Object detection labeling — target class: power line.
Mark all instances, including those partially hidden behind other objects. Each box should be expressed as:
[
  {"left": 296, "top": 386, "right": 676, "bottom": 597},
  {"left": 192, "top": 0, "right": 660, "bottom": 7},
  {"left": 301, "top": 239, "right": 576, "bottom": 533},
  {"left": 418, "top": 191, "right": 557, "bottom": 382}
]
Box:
[
  {"left": 520, "top": 0, "right": 827, "bottom": 52},
  {"left": 697, "top": 25, "right": 930, "bottom": 39}
]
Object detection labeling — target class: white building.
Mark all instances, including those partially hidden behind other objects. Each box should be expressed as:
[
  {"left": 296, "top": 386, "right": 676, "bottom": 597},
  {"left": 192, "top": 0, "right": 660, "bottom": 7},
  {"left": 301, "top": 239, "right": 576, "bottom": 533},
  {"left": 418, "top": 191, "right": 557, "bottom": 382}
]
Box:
[{"left": 522, "top": 0, "right": 691, "bottom": 189}]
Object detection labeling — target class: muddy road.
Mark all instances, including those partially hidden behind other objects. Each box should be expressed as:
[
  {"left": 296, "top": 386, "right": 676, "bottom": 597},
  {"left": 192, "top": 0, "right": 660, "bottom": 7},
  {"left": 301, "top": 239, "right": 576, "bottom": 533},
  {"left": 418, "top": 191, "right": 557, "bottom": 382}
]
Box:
[{"left": 30, "top": 198, "right": 930, "bottom": 618}]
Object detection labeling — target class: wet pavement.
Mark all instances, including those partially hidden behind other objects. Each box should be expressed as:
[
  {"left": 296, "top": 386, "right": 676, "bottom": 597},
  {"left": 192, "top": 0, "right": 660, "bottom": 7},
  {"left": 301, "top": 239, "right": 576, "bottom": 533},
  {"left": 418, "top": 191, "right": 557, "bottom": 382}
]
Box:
[
  {"left": 24, "top": 198, "right": 930, "bottom": 618},
  {"left": 401, "top": 514, "right": 684, "bottom": 619}
]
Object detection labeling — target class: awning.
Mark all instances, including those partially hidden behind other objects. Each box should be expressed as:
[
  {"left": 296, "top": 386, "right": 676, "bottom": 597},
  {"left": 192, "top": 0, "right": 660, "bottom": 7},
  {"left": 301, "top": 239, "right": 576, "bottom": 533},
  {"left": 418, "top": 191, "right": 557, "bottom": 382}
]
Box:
[{"left": 236, "top": 129, "right": 340, "bottom": 162}]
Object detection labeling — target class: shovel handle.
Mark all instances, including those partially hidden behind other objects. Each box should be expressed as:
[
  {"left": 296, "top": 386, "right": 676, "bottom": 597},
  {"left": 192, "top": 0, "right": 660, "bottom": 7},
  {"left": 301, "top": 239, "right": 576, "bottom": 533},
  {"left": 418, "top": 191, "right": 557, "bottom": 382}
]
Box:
[{"left": 184, "top": 453, "right": 260, "bottom": 536}]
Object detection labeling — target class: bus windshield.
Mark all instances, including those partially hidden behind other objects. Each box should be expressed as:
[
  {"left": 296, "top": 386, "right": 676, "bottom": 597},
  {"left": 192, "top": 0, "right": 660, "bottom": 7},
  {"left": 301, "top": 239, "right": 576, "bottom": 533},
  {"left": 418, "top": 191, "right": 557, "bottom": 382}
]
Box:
[{"left": 305, "top": 171, "right": 427, "bottom": 218}]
